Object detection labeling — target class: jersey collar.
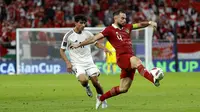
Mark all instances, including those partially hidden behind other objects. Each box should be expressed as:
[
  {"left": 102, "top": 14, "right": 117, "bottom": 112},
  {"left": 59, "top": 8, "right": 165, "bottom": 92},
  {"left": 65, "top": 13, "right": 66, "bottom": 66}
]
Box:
[
  {"left": 73, "top": 28, "right": 82, "bottom": 34},
  {"left": 112, "top": 24, "right": 122, "bottom": 30}
]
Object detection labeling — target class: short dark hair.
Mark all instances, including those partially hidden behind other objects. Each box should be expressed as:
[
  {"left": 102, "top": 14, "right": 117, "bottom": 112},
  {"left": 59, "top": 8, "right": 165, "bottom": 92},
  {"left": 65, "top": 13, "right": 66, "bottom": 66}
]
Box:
[
  {"left": 113, "top": 9, "right": 125, "bottom": 16},
  {"left": 74, "top": 15, "right": 87, "bottom": 22}
]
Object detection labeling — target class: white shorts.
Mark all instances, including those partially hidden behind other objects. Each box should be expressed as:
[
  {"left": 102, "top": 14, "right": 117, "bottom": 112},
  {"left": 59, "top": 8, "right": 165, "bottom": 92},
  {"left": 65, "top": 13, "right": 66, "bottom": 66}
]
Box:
[{"left": 72, "top": 64, "right": 100, "bottom": 78}]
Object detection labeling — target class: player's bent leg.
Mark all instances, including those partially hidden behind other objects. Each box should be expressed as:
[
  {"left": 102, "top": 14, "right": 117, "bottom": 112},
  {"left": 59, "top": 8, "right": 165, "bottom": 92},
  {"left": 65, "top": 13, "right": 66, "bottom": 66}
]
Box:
[
  {"left": 130, "top": 56, "right": 142, "bottom": 69},
  {"left": 119, "top": 77, "right": 132, "bottom": 93},
  {"left": 99, "top": 77, "right": 132, "bottom": 102},
  {"left": 96, "top": 77, "right": 132, "bottom": 110},
  {"left": 85, "top": 65, "right": 103, "bottom": 98},
  {"left": 130, "top": 56, "right": 164, "bottom": 86},
  {"left": 99, "top": 68, "right": 135, "bottom": 102},
  {"left": 78, "top": 74, "right": 93, "bottom": 97},
  {"left": 99, "top": 86, "right": 120, "bottom": 101},
  {"left": 130, "top": 56, "right": 154, "bottom": 83},
  {"left": 90, "top": 75, "right": 103, "bottom": 95}
]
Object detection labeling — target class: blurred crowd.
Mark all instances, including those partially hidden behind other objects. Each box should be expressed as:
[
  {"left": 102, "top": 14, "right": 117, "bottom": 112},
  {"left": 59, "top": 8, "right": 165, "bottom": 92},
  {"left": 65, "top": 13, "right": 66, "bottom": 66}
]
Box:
[{"left": 0, "top": 0, "right": 200, "bottom": 47}]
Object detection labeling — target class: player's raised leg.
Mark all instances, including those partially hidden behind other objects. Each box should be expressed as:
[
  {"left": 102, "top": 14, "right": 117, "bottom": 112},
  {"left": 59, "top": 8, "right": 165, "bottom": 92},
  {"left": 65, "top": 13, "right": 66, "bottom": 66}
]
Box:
[
  {"left": 130, "top": 56, "right": 164, "bottom": 86},
  {"left": 78, "top": 74, "right": 93, "bottom": 97}
]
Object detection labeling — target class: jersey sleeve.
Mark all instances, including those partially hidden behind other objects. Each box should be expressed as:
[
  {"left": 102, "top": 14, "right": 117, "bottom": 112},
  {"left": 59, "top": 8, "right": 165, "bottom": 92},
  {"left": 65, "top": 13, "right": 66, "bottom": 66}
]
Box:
[
  {"left": 101, "top": 27, "right": 110, "bottom": 37},
  {"left": 60, "top": 31, "right": 72, "bottom": 49},
  {"left": 60, "top": 35, "right": 68, "bottom": 49}
]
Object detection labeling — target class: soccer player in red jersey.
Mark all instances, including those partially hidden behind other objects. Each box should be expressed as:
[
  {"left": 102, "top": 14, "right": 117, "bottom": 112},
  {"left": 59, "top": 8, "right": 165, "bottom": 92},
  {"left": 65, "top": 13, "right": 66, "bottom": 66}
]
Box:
[{"left": 71, "top": 9, "right": 164, "bottom": 109}]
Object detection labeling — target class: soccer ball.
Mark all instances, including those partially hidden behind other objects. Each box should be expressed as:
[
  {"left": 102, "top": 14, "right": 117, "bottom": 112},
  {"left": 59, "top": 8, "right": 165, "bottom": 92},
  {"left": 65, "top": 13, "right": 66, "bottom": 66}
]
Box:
[
  {"left": 150, "top": 67, "right": 164, "bottom": 86},
  {"left": 150, "top": 67, "right": 164, "bottom": 80}
]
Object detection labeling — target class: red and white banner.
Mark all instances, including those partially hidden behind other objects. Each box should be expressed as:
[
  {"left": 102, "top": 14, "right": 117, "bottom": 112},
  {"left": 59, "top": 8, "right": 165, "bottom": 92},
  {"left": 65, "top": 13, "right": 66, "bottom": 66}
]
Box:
[{"left": 178, "top": 43, "right": 200, "bottom": 59}]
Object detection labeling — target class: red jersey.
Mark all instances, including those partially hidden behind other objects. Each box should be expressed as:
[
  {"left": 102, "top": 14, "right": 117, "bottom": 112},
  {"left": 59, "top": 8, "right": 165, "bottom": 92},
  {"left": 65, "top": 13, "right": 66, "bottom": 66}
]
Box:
[{"left": 101, "top": 24, "right": 134, "bottom": 57}]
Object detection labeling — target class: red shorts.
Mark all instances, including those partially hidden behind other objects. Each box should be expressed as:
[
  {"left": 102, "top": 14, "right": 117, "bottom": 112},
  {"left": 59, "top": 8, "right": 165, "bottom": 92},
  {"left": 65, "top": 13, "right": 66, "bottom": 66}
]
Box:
[{"left": 117, "top": 54, "right": 136, "bottom": 80}]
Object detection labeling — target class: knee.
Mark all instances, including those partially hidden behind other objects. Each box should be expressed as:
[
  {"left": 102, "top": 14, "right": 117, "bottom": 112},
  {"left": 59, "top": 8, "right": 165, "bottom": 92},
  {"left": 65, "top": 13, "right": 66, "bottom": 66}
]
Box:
[
  {"left": 130, "top": 56, "right": 142, "bottom": 69},
  {"left": 79, "top": 79, "right": 88, "bottom": 85},
  {"left": 78, "top": 74, "right": 88, "bottom": 82},
  {"left": 119, "top": 87, "right": 129, "bottom": 93}
]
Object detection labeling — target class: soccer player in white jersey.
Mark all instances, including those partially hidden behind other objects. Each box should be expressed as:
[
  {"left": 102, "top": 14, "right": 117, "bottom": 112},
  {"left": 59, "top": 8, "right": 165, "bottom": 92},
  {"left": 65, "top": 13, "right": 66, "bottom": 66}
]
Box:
[{"left": 60, "top": 15, "right": 110, "bottom": 109}]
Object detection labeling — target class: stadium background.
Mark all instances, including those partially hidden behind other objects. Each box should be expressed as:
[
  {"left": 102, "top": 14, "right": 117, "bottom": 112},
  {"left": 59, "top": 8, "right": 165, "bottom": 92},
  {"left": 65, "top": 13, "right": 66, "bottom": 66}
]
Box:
[
  {"left": 0, "top": 0, "right": 200, "bottom": 74},
  {"left": 0, "top": 0, "right": 200, "bottom": 112}
]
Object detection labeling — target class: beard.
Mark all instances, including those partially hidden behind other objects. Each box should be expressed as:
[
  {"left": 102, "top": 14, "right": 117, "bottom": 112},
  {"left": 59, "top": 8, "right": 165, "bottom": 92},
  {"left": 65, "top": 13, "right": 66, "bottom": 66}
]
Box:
[{"left": 117, "top": 23, "right": 123, "bottom": 28}]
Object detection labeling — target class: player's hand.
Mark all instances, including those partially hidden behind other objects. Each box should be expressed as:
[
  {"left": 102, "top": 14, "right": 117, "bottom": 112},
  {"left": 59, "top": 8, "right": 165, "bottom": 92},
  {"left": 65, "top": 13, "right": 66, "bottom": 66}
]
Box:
[
  {"left": 149, "top": 21, "right": 157, "bottom": 29},
  {"left": 104, "top": 49, "right": 112, "bottom": 56},
  {"left": 66, "top": 62, "right": 72, "bottom": 73},
  {"left": 70, "top": 44, "right": 79, "bottom": 49}
]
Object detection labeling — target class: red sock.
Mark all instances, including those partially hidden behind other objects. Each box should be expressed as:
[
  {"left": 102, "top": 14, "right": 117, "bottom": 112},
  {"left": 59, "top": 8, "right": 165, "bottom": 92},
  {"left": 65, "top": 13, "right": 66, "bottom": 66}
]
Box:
[
  {"left": 137, "top": 64, "right": 154, "bottom": 83},
  {"left": 100, "top": 86, "right": 120, "bottom": 101}
]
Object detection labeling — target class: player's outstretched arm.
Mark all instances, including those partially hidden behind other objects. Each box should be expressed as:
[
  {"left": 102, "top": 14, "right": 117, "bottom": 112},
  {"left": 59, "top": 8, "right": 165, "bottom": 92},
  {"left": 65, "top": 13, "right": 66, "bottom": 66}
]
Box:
[
  {"left": 132, "top": 21, "right": 157, "bottom": 29},
  {"left": 72, "top": 33, "right": 104, "bottom": 48}
]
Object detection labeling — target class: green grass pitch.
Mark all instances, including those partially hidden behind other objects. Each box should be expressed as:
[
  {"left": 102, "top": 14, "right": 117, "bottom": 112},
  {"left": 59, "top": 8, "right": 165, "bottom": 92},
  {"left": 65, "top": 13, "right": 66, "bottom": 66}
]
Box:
[{"left": 0, "top": 72, "right": 200, "bottom": 112}]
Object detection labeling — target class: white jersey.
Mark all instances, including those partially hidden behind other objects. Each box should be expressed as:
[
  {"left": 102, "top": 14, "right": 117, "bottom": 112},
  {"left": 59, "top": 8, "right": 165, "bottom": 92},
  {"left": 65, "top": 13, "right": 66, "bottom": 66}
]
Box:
[{"left": 61, "top": 29, "right": 96, "bottom": 66}]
